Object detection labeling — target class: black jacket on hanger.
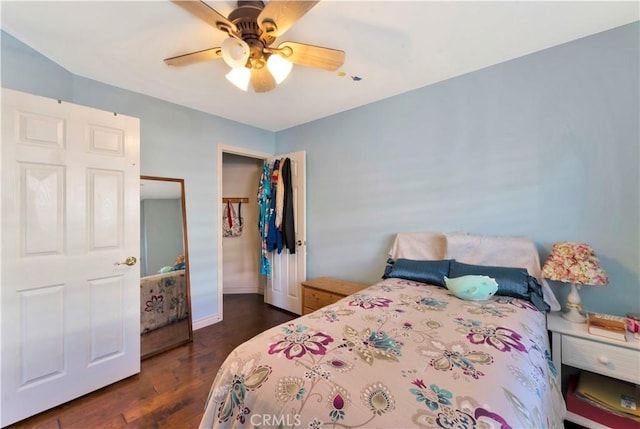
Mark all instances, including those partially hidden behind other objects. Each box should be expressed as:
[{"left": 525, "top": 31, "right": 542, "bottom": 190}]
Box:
[{"left": 280, "top": 158, "right": 296, "bottom": 254}]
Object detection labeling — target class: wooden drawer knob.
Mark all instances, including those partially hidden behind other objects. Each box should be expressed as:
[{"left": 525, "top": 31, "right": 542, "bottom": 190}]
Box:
[{"left": 597, "top": 355, "right": 611, "bottom": 365}]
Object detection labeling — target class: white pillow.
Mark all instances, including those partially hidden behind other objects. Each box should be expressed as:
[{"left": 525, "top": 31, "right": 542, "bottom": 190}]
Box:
[{"left": 388, "top": 232, "right": 447, "bottom": 261}]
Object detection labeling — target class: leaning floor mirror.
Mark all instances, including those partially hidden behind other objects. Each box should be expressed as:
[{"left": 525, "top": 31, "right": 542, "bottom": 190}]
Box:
[{"left": 139, "top": 176, "right": 192, "bottom": 359}]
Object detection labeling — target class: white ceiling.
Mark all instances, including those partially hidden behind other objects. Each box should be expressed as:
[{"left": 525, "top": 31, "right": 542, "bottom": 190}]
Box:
[{"left": 2, "top": 1, "right": 638, "bottom": 132}]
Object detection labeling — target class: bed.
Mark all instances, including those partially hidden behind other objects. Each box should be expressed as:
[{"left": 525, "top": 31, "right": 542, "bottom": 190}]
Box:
[
  {"left": 140, "top": 269, "right": 188, "bottom": 334},
  {"left": 200, "top": 233, "right": 566, "bottom": 428}
]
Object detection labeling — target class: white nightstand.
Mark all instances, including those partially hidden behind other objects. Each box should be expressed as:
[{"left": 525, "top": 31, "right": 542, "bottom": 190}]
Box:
[{"left": 547, "top": 311, "right": 640, "bottom": 428}]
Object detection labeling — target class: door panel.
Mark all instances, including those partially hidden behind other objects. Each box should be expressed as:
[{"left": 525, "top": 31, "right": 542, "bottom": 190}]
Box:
[
  {"left": 1, "top": 89, "right": 141, "bottom": 426},
  {"left": 89, "top": 276, "right": 125, "bottom": 362},
  {"left": 87, "top": 168, "right": 123, "bottom": 249},
  {"left": 264, "top": 151, "right": 306, "bottom": 314},
  {"left": 20, "top": 163, "right": 65, "bottom": 256},
  {"left": 16, "top": 110, "right": 65, "bottom": 148},
  {"left": 20, "top": 285, "right": 65, "bottom": 384}
]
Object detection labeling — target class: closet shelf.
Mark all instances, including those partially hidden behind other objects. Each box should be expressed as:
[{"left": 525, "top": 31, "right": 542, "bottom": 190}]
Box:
[{"left": 222, "top": 197, "right": 249, "bottom": 203}]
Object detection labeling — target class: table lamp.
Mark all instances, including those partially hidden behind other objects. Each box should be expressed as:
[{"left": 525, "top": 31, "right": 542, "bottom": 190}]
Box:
[{"left": 541, "top": 242, "right": 608, "bottom": 323}]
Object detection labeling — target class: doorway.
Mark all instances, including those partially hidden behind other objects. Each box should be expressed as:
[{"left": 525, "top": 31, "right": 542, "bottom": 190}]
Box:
[
  {"left": 221, "top": 153, "right": 265, "bottom": 295},
  {"left": 217, "top": 144, "right": 307, "bottom": 320},
  {"left": 217, "top": 145, "right": 272, "bottom": 321}
]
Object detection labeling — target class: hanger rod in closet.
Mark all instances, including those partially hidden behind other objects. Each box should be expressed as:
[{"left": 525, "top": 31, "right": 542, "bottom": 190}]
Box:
[{"left": 222, "top": 197, "right": 249, "bottom": 203}]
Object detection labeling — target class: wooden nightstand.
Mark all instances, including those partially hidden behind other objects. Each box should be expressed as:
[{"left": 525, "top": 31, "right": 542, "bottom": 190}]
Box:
[
  {"left": 301, "top": 277, "right": 368, "bottom": 315},
  {"left": 547, "top": 311, "right": 640, "bottom": 428}
]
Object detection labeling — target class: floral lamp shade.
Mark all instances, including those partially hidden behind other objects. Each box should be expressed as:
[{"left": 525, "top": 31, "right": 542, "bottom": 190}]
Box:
[{"left": 542, "top": 242, "right": 608, "bottom": 323}]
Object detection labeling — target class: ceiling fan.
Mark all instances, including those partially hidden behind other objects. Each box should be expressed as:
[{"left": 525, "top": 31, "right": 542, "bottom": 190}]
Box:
[{"left": 164, "top": 0, "right": 345, "bottom": 93}]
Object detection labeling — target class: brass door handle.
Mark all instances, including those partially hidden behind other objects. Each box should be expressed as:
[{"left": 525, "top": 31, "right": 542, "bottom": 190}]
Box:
[{"left": 115, "top": 256, "right": 137, "bottom": 266}]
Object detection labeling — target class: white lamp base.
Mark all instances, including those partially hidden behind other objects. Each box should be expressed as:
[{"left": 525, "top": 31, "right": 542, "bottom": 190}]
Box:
[
  {"left": 563, "top": 283, "right": 587, "bottom": 323},
  {"left": 562, "top": 308, "right": 587, "bottom": 323}
]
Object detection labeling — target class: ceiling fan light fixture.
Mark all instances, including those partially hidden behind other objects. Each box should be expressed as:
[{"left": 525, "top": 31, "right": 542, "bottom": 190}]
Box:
[
  {"left": 266, "top": 54, "right": 293, "bottom": 84},
  {"left": 221, "top": 37, "right": 250, "bottom": 69},
  {"left": 225, "top": 67, "right": 251, "bottom": 91},
  {"left": 165, "top": 1, "right": 344, "bottom": 93}
]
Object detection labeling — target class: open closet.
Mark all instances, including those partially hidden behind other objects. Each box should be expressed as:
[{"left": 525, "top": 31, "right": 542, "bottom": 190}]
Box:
[
  {"left": 218, "top": 146, "right": 307, "bottom": 316},
  {"left": 221, "top": 153, "right": 265, "bottom": 294}
]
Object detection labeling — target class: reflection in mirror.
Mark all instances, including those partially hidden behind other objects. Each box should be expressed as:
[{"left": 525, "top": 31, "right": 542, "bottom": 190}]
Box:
[{"left": 139, "top": 176, "right": 192, "bottom": 360}]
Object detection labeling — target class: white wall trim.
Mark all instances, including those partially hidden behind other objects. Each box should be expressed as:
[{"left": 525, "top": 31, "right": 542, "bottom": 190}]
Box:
[
  {"left": 192, "top": 314, "right": 221, "bottom": 331},
  {"left": 223, "top": 286, "right": 261, "bottom": 294},
  {"left": 217, "top": 144, "right": 272, "bottom": 323}
]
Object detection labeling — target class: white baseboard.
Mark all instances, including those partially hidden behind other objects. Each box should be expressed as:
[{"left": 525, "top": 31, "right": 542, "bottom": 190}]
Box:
[
  {"left": 192, "top": 313, "right": 221, "bottom": 331},
  {"left": 223, "top": 286, "right": 260, "bottom": 294}
]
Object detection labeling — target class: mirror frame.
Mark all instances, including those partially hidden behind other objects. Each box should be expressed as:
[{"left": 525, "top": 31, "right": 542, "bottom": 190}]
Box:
[{"left": 140, "top": 175, "right": 193, "bottom": 359}]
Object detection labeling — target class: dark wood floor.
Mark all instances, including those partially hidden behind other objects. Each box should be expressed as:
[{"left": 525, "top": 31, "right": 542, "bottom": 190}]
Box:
[{"left": 7, "top": 294, "right": 297, "bottom": 429}]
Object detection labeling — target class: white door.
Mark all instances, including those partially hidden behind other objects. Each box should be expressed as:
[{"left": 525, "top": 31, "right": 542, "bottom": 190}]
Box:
[
  {"left": 264, "top": 151, "right": 306, "bottom": 314},
  {"left": 1, "top": 89, "right": 141, "bottom": 426}
]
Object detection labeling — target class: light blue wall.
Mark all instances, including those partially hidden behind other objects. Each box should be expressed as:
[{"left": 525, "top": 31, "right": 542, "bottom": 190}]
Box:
[
  {"left": 276, "top": 22, "right": 640, "bottom": 317},
  {"left": 1, "top": 32, "right": 276, "bottom": 322},
  {"left": 2, "top": 21, "right": 638, "bottom": 319}
]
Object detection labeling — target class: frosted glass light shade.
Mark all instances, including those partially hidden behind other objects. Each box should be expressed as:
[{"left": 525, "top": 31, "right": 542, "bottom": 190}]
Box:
[
  {"left": 221, "top": 38, "right": 250, "bottom": 69},
  {"left": 267, "top": 54, "right": 293, "bottom": 84},
  {"left": 225, "top": 67, "right": 251, "bottom": 91}
]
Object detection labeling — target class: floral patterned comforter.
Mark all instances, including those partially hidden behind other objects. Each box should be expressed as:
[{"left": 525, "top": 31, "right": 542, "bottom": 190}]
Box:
[
  {"left": 140, "top": 270, "right": 188, "bottom": 334},
  {"left": 200, "top": 278, "right": 566, "bottom": 429}
]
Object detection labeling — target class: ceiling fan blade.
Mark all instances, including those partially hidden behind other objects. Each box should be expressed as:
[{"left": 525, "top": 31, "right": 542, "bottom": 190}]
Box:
[
  {"left": 251, "top": 66, "right": 276, "bottom": 93},
  {"left": 276, "top": 41, "right": 345, "bottom": 71},
  {"left": 257, "top": 1, "right": 319, "bottom": 37},
  {"left": 164, "top": 47, "right": 222, "bottom": 66},
  {"left": 172, "top": 0, "right": 237, "bottom": 34}
]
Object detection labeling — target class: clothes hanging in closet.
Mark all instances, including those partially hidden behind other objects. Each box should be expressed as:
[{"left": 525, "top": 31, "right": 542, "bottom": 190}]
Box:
[
  {"left": 275, "top": 160, "right": 285, "bottom": 228},
  {"left": 222, "top": 201, "right": 243, "bottom": 237},
  {"left": 257, "top": 157, "right": 296, "bottom": 275},
  {"left": 280, "top": 157, "right": 295, "bottom": 254},
  {"left": 266, "top": 159, "right": 283, "bottom": 252},
  {"left": 257, "top": 163, "right": 271, "bottom": 276}
]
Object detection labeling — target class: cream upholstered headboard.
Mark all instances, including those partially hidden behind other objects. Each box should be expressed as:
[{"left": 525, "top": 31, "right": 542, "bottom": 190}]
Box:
[
  {"left": 389, "top": 232, "right": 560, "bottom": 311},
  {"left": 388, "top": 232, "right": 447, "bottom": 261}
]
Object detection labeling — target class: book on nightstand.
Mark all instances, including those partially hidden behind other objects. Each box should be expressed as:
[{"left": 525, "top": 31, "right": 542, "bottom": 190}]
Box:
[
  {"left": 567, "top": 374, "right": 640, "bottom": 429},
  {"left": 577, "top": 372, "right": 640, "bottom": 419},
  {"left": 587, "top": 312, "right": 627, "bottom": 342}
]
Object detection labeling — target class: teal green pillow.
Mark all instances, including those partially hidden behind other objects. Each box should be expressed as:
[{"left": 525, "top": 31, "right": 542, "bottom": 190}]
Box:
[
  {"left": 444, "top": 275, "right": 498, "bottom": 301},
  {"left": 449, "top": 261, "right": 530, "bottom": 297},
  {"left": 158, "top": 266, "right": 175, "bottom": 274},
  {"left": 448, "top": 261, "right": 550, "bottom": 311},
  {"left": 382, "top": 259, "right": 452, "bottom": 287}
]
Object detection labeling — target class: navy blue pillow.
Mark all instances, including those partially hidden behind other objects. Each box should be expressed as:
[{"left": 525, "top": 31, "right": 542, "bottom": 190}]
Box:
[
  {"left": 448, "top": 261, "right": 549, "bottom": 312},
  {"left": 527, "top": 276, "right": 550, "bottom": 312},
  {"left": 382, "top": 259, "right": 452, "bottom": 287}
]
